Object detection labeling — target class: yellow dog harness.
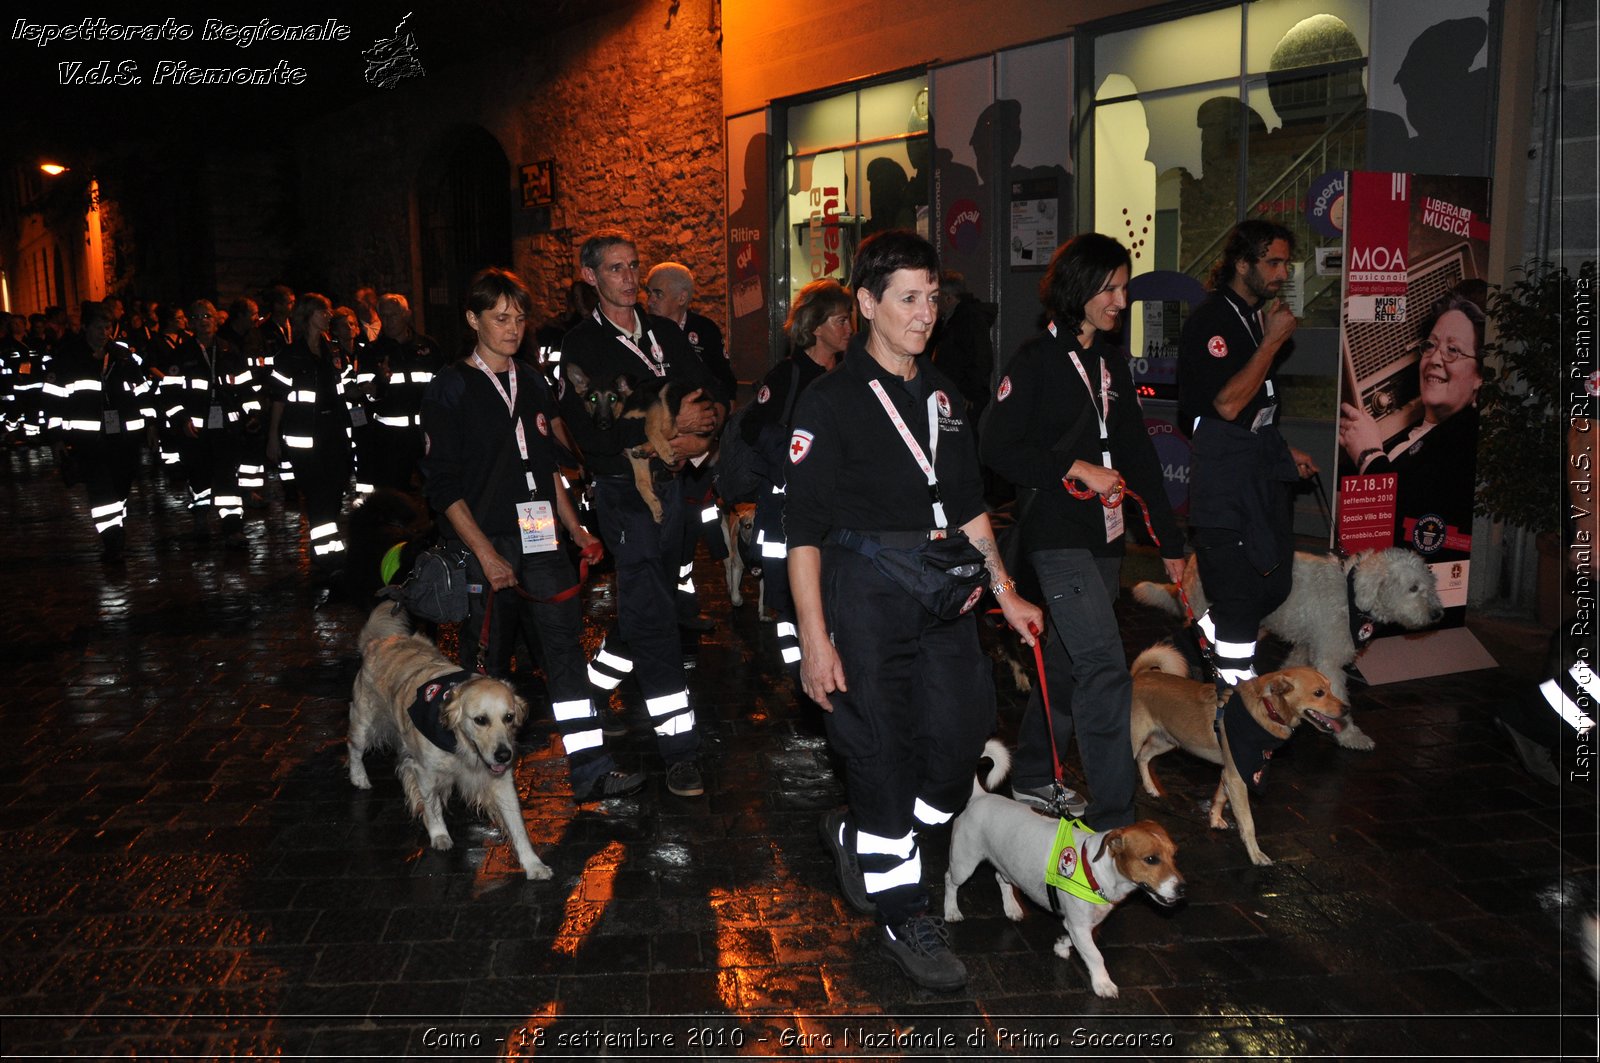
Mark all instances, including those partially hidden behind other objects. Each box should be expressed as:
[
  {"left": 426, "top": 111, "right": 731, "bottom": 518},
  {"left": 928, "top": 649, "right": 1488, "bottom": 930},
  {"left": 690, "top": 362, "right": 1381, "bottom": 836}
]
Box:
[{"left": 1044, "top": 818, "right": 1108, "bottom": 907}]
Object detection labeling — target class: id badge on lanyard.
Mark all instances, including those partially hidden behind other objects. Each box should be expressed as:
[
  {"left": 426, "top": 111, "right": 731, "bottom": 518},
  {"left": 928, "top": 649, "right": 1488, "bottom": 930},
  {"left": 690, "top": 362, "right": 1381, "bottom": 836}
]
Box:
[
  {"left": 1250, "top": 380, "right": 1277, "bottom": 432},
  {"left": 517, "top": 500, "right": 558, "bottom": 553}
]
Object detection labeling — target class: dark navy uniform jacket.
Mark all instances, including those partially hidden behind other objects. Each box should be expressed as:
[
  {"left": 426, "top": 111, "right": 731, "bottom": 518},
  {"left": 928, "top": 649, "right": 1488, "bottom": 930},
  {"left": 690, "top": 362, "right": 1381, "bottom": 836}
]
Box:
[
  {"left": 557, "top": 308, "right": 724, "bottom": 479},
  {"left": 423, "top": 359, "right": 565, "bottom": 541},
  {"left": 1178, "top": 287, "right": 1298, "bottom": 568},
  {"left": 981, "top": 328, "right": 1182, "bottom": 560},
  {"left": 784, "top": 336, "right": 984, "bottom": 551}
]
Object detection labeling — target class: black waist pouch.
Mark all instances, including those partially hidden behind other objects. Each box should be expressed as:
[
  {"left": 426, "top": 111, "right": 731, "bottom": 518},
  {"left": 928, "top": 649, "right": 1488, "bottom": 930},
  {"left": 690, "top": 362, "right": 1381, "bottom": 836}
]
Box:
[{"left": 832, "top": 528, "right": 988, "bottom": 620}]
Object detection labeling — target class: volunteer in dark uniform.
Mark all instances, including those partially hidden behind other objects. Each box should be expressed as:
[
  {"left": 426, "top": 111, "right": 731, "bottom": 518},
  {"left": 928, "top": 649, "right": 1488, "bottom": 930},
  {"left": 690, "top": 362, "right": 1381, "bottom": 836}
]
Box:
[
  {"left": 786, "top": 230, "right": 1041, "bottom": 991},
  {"left": 422, "top": 267, "right": 643, "bottom": 802},
  {"left": 45, "top": 303, "right": 155, "bottom": 561},
  {"left": 267, "top": 293, "right": 357, "bottom": 573},
  {"left": 162, "top": 299, "right": 257, "bottom": 548},
  {"left": 557, "top": 229, "right": 726, "bottom": 799},
  {"left": 742, "top": 278, "right": 852, "bottom": 666},
  {"left": 645, "top": 261, "right": 731, "bottom": 631},
  {"left": 368, "top": 293, "right": 442, "bottom": 494},
  {"left": 148, "top": 304, "right": 191, "bottom": 477},
  {"left": 244, "top": 286, "right": 297, "bottom": 499},
  {"left": 329, "top": 306, "right": 376, "bottom": 496},
  {"left": 1177, "top": 219, "right": 1319, "bottom": 689},
  {"left": 981, "top": 233, "right": 1186, "bottom": 828}
]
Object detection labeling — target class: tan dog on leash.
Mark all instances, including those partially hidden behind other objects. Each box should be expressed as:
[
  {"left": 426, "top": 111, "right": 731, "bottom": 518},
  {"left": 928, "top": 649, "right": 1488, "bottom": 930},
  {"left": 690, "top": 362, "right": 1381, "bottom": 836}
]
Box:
[
  {"left": 1129, "top": 643, "right": 1348, "bottom": 866},
  {"left": 347, "top": 603, "right": 550, "bottom": 880}
]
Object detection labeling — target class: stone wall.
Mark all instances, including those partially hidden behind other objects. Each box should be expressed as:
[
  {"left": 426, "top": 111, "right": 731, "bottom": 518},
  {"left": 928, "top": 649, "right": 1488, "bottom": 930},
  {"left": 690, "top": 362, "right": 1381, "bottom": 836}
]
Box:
[
  {"left": 509, "top": 0, "right": 727, "bottom": 317},
  {"left": 292, "top": 0, "right": 726, "bottom": 340}
]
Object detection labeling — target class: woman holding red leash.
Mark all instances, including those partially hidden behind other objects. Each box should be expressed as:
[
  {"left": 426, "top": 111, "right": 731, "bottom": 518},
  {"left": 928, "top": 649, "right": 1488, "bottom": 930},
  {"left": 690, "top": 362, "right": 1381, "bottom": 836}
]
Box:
[
  {"left": 421, "top": 267, "right": 643, "bottom": 802},
  {"left": 981, "top": 233, "right": 1186, "bottom": 831}
]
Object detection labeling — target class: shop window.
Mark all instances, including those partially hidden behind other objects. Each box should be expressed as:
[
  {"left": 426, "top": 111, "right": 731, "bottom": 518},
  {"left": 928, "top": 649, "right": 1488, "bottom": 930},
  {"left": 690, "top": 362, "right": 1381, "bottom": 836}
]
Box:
[
  {"left": 1091, "top": 0, "right": 1370, "bottom": 349},
  {"left": 781, "top": 74, "right": 930, "bottom": 308}
]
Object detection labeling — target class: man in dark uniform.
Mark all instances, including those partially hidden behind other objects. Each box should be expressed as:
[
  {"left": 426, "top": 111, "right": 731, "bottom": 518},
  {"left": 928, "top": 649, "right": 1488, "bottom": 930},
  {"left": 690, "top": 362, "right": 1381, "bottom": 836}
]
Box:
[
  {"left": 368, "top": 293, "right": 443, "bottom": 494},
  {"left": 558, "top": 230, "right": 726, "bottom": 798},
  {"left": 1177, "top": 219, "right": 1319, "bottom": 689},
  {"left": 646, "top": 261, "right": 732, "bottom": 632}
]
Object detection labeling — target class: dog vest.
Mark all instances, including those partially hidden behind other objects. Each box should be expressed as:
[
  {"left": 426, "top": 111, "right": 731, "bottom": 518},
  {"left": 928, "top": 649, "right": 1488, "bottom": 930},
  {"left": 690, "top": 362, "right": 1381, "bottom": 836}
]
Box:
[
  {"left": 408, "top": 670, "right": 474, "bottom": 752},
  {"left": 1216, "top": 689, "right": 1288, "bottom": 793},
  {"left": 1346, "top": 566, "right": 1378, "bottom": 648},
  {"left": 1044, "top": 818, "right": 1107, "bottom": 907}
]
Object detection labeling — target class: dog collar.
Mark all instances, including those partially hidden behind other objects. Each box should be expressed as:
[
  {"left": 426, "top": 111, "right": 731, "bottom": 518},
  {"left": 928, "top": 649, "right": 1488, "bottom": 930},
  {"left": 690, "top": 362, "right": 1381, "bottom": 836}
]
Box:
[
  {"left": 1045, "top": 818, "right": 1108, "bottom": 905},
  {"left": 1346, "top": 566, "right": 1378, "bottom": 647},
  {"left": 408, "top": 670, "right": 474, "bottom": 752},
  {"left": 1260, "top": 693, "right": 1287, "bottom": 727}
]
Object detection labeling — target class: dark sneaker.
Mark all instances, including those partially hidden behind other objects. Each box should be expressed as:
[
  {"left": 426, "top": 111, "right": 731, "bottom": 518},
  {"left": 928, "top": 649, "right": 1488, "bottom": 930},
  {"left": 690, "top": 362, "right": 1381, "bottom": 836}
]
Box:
[
  {"left": 819, "top": 809, "right": 874, "bottom": 914},
  {"left": 1011, "top": 782, "right": 1087, "bottom": 818},
  {"left": 665, "top": 758, "right": 705, "bottom": 797},
  {"left": 881, "top": 916, "right": 967, "bottom": 991},
  {"left": 582, "top": 769, "right": 645, "bottom": 801}
]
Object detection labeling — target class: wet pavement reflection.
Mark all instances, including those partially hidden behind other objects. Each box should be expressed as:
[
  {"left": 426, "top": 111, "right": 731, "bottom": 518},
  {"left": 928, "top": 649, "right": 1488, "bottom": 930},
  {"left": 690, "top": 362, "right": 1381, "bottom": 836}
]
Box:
[{"left": 1, "top": 449, "right": 1595, "bottom": 1058}]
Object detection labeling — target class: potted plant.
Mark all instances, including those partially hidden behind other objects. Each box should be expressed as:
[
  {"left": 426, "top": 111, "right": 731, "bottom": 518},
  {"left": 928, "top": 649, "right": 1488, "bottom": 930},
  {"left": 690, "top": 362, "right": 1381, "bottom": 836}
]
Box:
[{"left": 1476, "top": 258, "right": 1592, "bottom": 622}]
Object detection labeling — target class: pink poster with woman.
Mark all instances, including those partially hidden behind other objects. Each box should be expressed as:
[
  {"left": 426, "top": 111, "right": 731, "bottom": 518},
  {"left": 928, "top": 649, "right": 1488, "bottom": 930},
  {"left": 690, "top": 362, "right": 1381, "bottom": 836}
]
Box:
[{"left": 1334, "top": 171, "right": 1493, "bottom": 627}]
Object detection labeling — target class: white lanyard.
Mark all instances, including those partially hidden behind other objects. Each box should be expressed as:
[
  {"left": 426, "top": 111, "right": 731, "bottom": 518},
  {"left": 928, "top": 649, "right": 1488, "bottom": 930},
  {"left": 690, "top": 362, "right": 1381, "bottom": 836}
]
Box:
[
  {"left": 469, "top": 352, "right": 537, "bottom": 496},
  {"left": 866, "top": 377, "right": 947, "bottom": 529},
  {"left": 594, "top": 308, "right": 666, "bottom": 378},
  {"left": 1050, "top": 322, "right": 1112, "bottom": 465},
  {"left": 1225, "top": 297, "right": 1274, "bottom": 402}
]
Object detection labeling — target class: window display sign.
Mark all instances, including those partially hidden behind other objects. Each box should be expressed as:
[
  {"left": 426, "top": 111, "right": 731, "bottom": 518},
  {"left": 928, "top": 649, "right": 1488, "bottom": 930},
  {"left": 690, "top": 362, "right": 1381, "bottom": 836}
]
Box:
[{"left": 1008, "top": 176, "right": 1058, "bottom": 267}]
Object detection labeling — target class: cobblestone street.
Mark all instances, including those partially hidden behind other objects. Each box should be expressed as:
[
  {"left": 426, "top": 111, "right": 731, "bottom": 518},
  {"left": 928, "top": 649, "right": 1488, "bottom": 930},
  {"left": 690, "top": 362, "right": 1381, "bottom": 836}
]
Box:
[{"left": 1, "top": 449, "right": 1595, "bottom": 1059}]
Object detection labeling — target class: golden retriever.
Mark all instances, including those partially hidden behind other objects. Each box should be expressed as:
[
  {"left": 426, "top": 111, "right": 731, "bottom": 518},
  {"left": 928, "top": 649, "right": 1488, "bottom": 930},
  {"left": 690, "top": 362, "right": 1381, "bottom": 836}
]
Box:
[{"left": 347, "top": 602, "right": 551, "bottom": 880}]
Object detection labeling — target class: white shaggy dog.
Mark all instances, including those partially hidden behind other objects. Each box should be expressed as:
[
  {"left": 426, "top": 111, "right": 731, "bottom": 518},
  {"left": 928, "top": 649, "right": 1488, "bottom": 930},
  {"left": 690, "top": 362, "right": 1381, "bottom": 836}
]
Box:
[
  {"left": 1133, "top": 548, "right": 1443, "bottom": 752},
  {"left": 347, "top": 603, "right": 551, "bottom": 880}
]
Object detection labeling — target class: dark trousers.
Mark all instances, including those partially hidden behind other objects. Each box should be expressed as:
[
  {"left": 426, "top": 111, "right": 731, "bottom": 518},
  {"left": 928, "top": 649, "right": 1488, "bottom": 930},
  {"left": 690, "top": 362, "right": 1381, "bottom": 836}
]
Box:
[
  {"left": 79, "top": 434, "right": 140, "bottom": 542},
  {"left": 459, "top": 535, "right": 613, "bottom": 793},
  {"left": 285, "top": 416, "right": 352, "bottom": 569},
  {"left": 592, "top": 474, "right": 699, "bottom": 763},
  {"left": 1191, "top": 525, "right": 1294, "bottom": 644},
  {"left": 177, "top": 429, "right": 243, "bottom": 532},
  {"left": 1013, "top": 549, "right": 1135, "bottom": 831},
  {"left": 822, "top": 545, "right": 995, "bottom": 924}
]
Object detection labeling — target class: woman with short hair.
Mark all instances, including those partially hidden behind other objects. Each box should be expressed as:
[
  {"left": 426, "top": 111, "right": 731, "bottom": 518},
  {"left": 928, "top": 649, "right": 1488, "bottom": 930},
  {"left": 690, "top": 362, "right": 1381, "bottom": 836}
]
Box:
[{"left": 786, "top": 230, "right": 1041, "bottom": 991}]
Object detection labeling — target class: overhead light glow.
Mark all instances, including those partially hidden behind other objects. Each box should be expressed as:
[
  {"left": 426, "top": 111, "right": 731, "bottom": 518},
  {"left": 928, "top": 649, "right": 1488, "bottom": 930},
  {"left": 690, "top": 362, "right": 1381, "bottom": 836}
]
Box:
[{"left": 40, "top": 163, "right": 69, "bottom": 176}]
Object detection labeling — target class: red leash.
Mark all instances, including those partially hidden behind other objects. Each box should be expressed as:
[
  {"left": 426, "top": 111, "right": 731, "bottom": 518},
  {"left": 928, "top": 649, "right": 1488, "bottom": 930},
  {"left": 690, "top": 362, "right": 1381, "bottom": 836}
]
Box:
[
  {"left": 474, "top": 541, "right": 602, "bottom": 674},
  {"left": 1063, "top": 476, "right": 1164, "bottom": 550},
  {"left": 1027, "top": 620, "right": 1071, "bottom": 796}
]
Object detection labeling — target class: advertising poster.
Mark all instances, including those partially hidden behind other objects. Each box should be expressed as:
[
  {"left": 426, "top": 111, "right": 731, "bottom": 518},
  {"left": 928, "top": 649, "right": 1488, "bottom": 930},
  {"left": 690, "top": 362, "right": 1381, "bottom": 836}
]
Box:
[{"left": 1334, "top": 172, "right": 1492, "bottom": 626}]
